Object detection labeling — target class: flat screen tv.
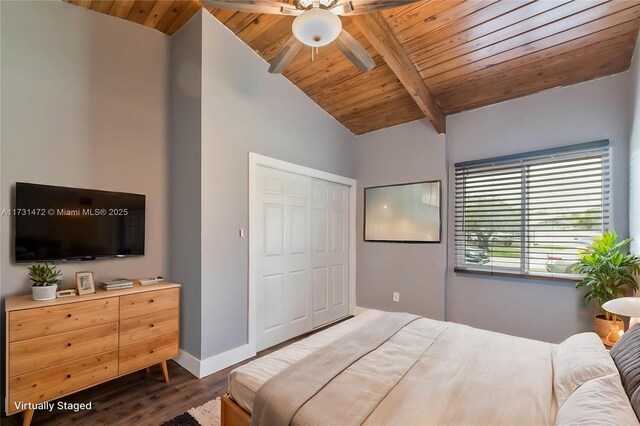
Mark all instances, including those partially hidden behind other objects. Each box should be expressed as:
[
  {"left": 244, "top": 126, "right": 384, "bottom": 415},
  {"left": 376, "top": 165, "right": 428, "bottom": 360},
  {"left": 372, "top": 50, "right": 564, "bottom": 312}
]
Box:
[{"left": 14, "top": 183, "right": 145, "bottom": 262}]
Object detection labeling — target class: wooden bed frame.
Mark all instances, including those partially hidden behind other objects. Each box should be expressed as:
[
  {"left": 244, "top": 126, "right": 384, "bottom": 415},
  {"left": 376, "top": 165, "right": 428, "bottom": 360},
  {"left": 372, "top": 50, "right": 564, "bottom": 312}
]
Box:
[{"left": 221, "top": 394, "right": 251, "bottom": 426}]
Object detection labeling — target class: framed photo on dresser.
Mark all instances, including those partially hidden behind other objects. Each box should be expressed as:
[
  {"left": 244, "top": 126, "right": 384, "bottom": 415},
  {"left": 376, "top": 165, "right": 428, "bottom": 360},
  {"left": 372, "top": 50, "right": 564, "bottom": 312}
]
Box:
[{"left": 75, "top": 271, "right": 96, "bottom": 295}]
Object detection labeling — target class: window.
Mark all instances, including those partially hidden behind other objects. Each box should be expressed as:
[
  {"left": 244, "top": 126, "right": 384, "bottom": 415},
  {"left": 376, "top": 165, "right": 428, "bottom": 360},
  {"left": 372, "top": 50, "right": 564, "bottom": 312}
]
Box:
[{"left": 454, "top": 141, "right": 610, "bottom": 280}]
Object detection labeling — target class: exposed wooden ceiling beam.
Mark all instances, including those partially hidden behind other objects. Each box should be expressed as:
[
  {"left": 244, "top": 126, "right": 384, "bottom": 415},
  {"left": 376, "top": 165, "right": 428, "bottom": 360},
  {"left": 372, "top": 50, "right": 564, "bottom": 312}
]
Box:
[
  {"left": 352, "top": 12, "right": 446, "bottom": 134},
  {"left": 66, "top": 0, "right": 639, "bottom": 135}
]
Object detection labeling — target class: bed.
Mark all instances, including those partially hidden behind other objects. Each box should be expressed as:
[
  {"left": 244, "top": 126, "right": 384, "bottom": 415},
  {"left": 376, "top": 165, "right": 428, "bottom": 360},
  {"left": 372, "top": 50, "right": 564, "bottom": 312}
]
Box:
[{"left": 222, "top": 309, "right": 640, "bottom": 426}]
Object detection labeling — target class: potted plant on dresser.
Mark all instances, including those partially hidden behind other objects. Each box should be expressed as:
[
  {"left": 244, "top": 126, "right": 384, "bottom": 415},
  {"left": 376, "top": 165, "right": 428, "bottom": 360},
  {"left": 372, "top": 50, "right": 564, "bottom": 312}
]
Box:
[
  {"left": 575, "top": 231, "right": 640, "bottom": 339},
  {"left": 28, "top": 262, "right": 61, "bottom": 301}
]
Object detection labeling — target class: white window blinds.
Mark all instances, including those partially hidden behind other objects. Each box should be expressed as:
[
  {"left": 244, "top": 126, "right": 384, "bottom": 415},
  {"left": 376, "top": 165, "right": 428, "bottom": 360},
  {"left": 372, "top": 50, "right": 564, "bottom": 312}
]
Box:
[{"left": 454, "top": 141, "right": 610, "bottom": 280}]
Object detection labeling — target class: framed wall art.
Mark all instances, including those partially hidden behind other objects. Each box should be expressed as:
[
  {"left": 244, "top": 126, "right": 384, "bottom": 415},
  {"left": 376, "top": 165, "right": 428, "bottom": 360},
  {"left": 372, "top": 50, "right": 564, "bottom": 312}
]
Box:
[{"left": 364, "top": 180, "right": 441, "bottom": 243}]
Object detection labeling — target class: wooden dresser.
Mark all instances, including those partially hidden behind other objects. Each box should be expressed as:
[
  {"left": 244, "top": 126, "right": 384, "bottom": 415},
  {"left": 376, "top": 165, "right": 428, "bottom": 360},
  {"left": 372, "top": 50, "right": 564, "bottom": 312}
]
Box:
[{"left": 4, "top": 282, "right": 180, "bottom": 426}]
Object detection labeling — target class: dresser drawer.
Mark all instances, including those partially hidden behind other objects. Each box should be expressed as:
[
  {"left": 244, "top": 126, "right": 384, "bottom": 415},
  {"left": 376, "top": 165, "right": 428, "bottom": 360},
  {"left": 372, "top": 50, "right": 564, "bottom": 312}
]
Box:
[
  {"left": 9, "top": 298, "right": 119, "bottom": 342},
  {"left": 9, "top": 322, "right": 118, "bottom": 377},
  {"left": 118, "top": 332, "right": 179, "bottom": 375},
  {"left": 8, "top": 350, "right": 118, "bottom": 414},
  {"left": 120, "top": 309, "right": 178, "bottom": 345},
  {"left": 120, "top": 288, "right": 179, "bottom": 320}
]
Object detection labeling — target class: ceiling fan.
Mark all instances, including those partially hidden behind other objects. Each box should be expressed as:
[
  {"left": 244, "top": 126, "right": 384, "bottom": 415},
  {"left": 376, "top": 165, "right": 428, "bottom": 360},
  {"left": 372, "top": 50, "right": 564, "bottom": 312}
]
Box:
[{"left": 203, "top": 0, "right": 419, "bottom": 73}]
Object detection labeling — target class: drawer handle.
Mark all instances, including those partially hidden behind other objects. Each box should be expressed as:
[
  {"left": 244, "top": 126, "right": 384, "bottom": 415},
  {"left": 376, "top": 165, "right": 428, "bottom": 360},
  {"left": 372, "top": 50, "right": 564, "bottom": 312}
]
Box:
[
  {"left": 67, "top": 343, "right": 72, "bottom": 347},
  {"left": 67, "top": 314, "right": 72, "bottom": 318},
  {"left": 150, "top": 350, "right": 154, "bottom": 354},
  {"left": 66, "top": 374, "right": 71, "bottom": 379},
  {"left": 150, "top": 324, "right": 155, "bottom": 328},
  {"left": 150, "top": 299, "right": 155, "bottom": 303}
]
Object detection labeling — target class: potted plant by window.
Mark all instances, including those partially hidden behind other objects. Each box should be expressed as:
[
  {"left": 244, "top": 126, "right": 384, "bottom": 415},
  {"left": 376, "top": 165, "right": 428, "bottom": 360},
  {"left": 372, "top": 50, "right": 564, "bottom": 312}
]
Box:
[
  {"left": 28, "top": 263, "right": 61, "bottom": 301},
  {"left": 575, "top": 231, "right": 640, "bottom": 338}
]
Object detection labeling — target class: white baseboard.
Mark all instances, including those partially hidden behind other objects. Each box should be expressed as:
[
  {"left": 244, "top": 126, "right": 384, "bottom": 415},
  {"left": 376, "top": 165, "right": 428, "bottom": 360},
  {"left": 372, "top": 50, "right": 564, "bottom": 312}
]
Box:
[
  {"left": 200, "top": 344, "right": 255, "bottom": 377},
  {"left": 174, "top": 349, "right": 201, "bottom": 378},
  {"left": 353, "top": 306, "right": 369, "bottom": 316},
  {"left": 174, "top": 344, "right": 256, "bottom": 379}
]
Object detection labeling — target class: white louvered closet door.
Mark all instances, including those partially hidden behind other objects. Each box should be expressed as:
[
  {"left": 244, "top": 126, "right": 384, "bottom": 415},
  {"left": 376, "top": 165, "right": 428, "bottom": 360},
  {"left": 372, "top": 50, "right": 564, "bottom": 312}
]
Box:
[{"left": 256, "top": 166, "right": 313, "bottom": 351}]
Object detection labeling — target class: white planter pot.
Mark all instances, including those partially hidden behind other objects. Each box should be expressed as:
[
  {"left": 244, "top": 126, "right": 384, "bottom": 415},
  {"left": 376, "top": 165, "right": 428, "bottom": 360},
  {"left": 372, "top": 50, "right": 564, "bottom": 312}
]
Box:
[{"left": 32, "top": 284, "right": 57, "bottom": 301}]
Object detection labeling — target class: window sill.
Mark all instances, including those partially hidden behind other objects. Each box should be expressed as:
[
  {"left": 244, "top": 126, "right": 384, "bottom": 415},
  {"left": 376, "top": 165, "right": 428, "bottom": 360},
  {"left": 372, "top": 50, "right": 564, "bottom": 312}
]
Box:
[{"left": 453, "top": 267, "right": 580, "bottom": 283}]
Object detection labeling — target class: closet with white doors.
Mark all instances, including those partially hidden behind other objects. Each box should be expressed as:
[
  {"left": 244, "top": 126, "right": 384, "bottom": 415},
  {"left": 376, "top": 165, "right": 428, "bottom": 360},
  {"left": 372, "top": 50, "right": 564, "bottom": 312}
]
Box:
[{"left": 254, "top": 165, "right": 350, "bottom": 351}]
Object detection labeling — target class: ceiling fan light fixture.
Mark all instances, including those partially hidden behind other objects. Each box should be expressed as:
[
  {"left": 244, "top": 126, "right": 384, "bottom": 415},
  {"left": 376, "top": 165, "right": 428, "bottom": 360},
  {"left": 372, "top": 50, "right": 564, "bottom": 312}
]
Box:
[{"left": 292, "top": 9, "right": 342, "bottom": 47}]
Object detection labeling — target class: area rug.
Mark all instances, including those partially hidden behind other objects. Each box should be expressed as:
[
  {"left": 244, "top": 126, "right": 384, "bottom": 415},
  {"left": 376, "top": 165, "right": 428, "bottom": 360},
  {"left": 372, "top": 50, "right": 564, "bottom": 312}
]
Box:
[{"left": 161, "top": 396, "right": 221, "bottom": 426}]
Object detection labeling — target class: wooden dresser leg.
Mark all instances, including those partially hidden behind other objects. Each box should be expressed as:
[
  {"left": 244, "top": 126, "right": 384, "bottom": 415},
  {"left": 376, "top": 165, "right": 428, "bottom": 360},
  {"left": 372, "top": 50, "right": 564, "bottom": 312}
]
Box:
[
  {"left": 161, "top": 360, "right": 170, "bottom": 383},
  {"left": 22, "top": 409, "right": 34, "bottom": 426}
]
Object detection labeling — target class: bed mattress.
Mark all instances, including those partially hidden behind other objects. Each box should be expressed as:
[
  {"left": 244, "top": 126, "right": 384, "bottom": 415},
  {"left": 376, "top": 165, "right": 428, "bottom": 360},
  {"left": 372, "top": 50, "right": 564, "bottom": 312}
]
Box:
[
  {"left": 229, "top": 310, "right": 385, "bottom": 414},
  {"left": 228, "top": 309, "right": 558, "bottom": 425}
]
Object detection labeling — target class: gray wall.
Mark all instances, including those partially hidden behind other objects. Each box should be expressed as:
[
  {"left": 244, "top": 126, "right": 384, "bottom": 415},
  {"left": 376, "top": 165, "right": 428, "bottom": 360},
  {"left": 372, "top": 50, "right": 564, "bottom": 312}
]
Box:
[
  {"left": 629, "top": 39, "right": 640, "bottom": 257},
  {"left": 446, "top": 73, "right": 630, "bottom": 343},
  {"left": 169, "top": 15, "right": 203, "bottom": 358},
  {"left": 171, "top": 11, "right": 356, "bottom": 359},
  {"left": 354, "top": 119, "right": 446, "bottom": 320},
  {"left": 2, "top": 0, "right": 636, "bottom": 363},
  {"left": 0, "top": 1, "right": 169, "bottom": 297}
]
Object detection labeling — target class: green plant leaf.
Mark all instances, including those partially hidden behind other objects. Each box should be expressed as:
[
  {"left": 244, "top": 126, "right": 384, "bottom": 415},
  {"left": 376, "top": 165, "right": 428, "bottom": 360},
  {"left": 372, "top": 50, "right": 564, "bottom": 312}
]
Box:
[
  {"left": 28, "top": 262, "right": 61, "bottom": 287},
  {"left": 576, "top": 231, "right": 640, "bottom": 310}
]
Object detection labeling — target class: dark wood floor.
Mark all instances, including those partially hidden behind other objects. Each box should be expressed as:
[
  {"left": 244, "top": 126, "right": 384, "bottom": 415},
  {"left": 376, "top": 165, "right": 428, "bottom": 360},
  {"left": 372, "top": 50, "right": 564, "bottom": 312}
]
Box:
[
  {"left": 2, "top": 360, "right": 231, "bottom": 426},
  {"left": 2, "top": 319, "right": 349, "bottom": 426}
]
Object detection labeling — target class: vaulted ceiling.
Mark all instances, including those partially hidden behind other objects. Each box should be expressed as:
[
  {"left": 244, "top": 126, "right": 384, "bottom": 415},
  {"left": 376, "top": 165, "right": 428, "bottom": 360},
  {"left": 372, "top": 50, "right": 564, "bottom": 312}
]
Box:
[{"left": 66, "top": 0, "right": 640, "bottom": 135}]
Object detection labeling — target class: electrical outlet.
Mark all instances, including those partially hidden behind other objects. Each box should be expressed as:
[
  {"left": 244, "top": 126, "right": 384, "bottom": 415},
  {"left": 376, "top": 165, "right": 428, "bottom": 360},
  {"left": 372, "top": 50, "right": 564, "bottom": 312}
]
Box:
[{"left": 392, "top": 292, "right": 400, "bottom": 302}]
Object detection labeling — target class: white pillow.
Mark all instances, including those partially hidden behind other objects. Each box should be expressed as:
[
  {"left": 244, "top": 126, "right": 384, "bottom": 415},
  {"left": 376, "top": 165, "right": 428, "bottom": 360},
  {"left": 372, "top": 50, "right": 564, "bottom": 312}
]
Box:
[
  {"left": 555, "top": 374, "right": 639, "bottom": 426},
  {"left": 552, "top": 332, "right": 618, "bottom": 406}
]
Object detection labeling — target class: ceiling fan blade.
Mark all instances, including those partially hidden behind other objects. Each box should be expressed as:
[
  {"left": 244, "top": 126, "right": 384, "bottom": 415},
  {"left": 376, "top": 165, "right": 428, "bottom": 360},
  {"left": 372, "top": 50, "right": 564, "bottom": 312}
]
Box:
[
  {"left": 333, "top": 0, "right": 419, "bottom": 15},
  {"left": 202, "top": 0, "right": 302, "bottom": 15},
  {"left": 334, "top": 30, "right": 375, "bottom": 72},
  {"left": 268, "top": 35, "right": 303, "bottom": 74},
  {"left": 330, "top": 1, "right": 354, "bottom": 15}
]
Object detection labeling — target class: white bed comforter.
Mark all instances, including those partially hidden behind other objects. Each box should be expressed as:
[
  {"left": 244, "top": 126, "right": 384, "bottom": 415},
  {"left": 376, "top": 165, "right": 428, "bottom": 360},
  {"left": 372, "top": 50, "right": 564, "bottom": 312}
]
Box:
[{"left": 229, "top": 310, "right": 635, "bottom": 425}]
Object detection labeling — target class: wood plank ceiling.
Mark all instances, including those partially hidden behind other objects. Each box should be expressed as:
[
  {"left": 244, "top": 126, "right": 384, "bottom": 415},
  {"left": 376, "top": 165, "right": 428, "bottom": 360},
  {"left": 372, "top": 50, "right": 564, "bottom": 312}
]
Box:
[{"left": 66, "top": 0, "right": 640, "bottom": 135}]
